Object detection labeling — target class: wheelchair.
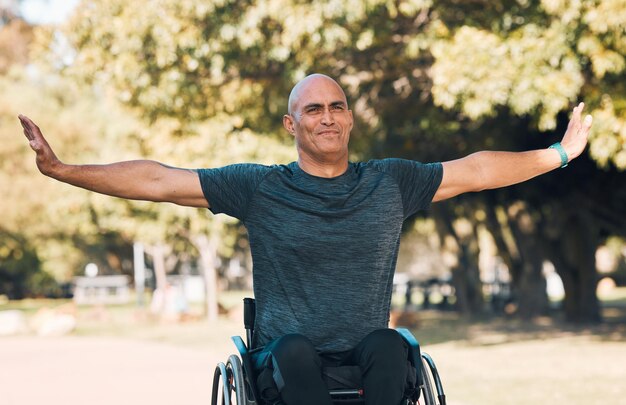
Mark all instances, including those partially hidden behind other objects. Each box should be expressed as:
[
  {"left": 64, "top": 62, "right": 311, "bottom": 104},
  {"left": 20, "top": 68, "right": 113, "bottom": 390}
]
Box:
[{"left": 212, "top": 298, "right": 446, "bottom": 405}]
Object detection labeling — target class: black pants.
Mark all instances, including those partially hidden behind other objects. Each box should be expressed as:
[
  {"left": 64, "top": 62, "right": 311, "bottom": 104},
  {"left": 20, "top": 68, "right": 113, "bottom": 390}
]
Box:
[{"left": 251, "top": 329, "right": 410, "bottom": 405}]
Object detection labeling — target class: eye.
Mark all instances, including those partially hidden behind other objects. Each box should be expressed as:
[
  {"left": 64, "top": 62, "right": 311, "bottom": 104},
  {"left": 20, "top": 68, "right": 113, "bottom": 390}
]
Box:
[
  {"left": 330, "top": 104, "right": 346, "bottom": 111},
  {"left": 306, "top": 106, "right": 323, "bottom": 114}
]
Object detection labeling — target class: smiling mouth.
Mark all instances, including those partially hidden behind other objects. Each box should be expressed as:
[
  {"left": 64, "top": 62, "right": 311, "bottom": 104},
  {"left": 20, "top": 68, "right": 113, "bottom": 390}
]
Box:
[{"left": 317, "top": 130, "right": 339, "bottom": 136}]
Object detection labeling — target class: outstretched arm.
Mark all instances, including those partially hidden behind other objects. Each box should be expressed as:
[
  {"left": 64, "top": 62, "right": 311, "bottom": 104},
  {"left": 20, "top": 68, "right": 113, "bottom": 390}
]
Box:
[
  {"left": 19, "top": 115, "right": 208, "bottom": 208},
  {"left": 433, "top": 102, "right": 593, "bottom": 202}
]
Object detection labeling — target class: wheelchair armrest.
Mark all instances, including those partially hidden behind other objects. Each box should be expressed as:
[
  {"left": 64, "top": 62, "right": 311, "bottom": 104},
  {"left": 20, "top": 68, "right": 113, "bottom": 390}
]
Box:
[
  {"left": 231, "top": 335, "right": 248, "bottom": 357},
  {"left": 231, "top": 335, "right": 261, "bottom": 402},
  {"left": 395, "top": 328, "right": 423, "bottom": 389}
]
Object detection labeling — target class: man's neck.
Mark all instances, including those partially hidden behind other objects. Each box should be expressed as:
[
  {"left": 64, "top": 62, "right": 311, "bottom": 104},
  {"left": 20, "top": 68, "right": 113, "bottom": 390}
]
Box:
[{"left": 297, "top": 155, "right": 349, "bottom": 178}]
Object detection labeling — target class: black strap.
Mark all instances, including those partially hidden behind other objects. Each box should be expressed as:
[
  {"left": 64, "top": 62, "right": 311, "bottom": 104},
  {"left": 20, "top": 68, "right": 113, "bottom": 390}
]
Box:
[{"left": 322, "top": 369, "right": 361, "bottom": 388}]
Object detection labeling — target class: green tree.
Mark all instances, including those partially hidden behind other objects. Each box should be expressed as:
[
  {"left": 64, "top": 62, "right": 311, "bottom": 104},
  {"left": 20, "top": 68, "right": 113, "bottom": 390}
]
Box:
[
  {"left": 30, "top": 0, "right": 625, "bottom": 321},
  {"left": 0, "top": 229, "right": 59, "bottom": 299}
]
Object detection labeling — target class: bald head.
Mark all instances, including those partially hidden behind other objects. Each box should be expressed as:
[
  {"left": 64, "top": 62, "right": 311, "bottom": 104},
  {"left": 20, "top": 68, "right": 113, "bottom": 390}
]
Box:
[
  {"left": 282, "top": 73, "right": 354, "bottom": 172},
  {"left": 287, "top": 74, "right": 347, "bottom": 115}
]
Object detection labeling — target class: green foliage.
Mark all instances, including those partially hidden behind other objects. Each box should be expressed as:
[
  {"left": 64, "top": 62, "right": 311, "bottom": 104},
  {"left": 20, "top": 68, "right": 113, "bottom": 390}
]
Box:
[
  {"left": 0, "top": 229, "right": 58, "bottom": 299},
  {"left": 0, "top": 18, "right": 33, "bottom": 73},
  {"left": 431, "top": 23, "right": 584, "bottom": 130},
  {"left": 4, "top": 0, "right": 624, "bottom": 312},
  {"left": 42, "top": 0, "right": 624, "bottom": 169},
  {"left": 0, "top": 68, "right": 154, "bottom": 280},
  {"left": 430, "top": 0, "right": 626, "bottom": 166}
]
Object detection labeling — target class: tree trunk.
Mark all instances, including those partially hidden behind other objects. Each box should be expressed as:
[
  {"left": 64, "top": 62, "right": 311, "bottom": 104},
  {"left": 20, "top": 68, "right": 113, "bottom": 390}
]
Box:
[
  {"left": 433, "top": 203, "right": 483, "bottom": 316},
  {"left": 505, "top": 203, "right": 549, "bottom": 319},
  {"left": 451, "top": 241, "right": 483, "bottom": 315},
  {"left": 546, "top": 211, "right": 601, "bottom": 323},
  {"left": 152, "top": 244, "right": 167, "bottom": 292},
  {"left": 483, "top": 203, "right": 519, "bottom": 313},
  {"left": 145, "top": 243, "right": 168, "bottom": 315},
  {"left": 192, "top": 234, "right": 219, "bottom": 322}
]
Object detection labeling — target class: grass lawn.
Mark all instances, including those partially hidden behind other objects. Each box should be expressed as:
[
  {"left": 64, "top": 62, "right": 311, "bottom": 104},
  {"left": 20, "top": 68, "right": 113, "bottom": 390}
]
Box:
[{"left": 2, "top": 288, "right": 625, "bottom": 405}]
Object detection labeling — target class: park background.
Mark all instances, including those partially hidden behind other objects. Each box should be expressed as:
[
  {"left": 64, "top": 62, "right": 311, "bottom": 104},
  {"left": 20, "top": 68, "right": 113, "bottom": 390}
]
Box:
[{"left": 1, "top": 0, "right": 625, "bottom": 404}]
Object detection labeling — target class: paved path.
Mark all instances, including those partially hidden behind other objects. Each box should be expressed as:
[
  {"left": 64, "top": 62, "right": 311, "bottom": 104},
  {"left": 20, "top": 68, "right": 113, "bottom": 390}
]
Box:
[
  {"left": 0, "top": 336, "right": 230, "bottom": 405},
  {"left": 4, "top": 333, "right": 626, "bottom": 405}
]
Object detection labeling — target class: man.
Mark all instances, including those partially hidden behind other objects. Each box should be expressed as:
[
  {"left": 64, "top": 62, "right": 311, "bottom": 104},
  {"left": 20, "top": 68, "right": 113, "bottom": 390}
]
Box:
[{"left": 19, "top": 74, "right": 592, "bottom": 405}]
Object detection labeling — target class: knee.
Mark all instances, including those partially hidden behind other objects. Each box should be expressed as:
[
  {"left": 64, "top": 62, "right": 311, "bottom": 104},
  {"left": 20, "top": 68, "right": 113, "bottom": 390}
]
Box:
[
  {"left": 358, "top": 329, "right": 408, "bottom": 364},
  {"left": 367, "top": 328, "right": 404, "bottom": 344},
  {"left": 272, "top": 334, "right": 318, "bottom": 363},
  {"left": 366, "top": 329, "right": 406, "bottom": 351}
]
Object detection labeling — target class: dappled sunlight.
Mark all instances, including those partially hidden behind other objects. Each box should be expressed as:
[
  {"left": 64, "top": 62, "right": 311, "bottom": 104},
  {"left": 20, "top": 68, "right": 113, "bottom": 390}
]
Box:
[{"left": 2, "top": 1, "right": 625, "bottom": 404}]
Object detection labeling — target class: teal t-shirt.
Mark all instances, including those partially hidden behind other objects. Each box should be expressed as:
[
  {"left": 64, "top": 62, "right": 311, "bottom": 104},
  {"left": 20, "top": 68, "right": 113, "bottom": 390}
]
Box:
[{"left": 198, "top": 159, "right": 443, "bottom": 352}]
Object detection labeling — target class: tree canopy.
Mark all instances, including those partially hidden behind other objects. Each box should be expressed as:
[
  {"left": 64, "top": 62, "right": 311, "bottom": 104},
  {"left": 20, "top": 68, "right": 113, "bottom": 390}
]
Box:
[{"left": 2, "top": 0, "right": 624, "bottom": 321}]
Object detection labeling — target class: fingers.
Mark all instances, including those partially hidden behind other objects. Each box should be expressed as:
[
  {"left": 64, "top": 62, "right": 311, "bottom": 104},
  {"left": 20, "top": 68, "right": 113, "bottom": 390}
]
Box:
[
  {"left": 583, "top": 114, "right": 593, "bottom": 131},
  {"left": 574, "top": 102, "right": 584, "bottom": 115},
  {"left": 566, "top": 102, "right": 582, "bottom": 131},
  {"left": 18, "top": 114, "right": 35, "bottom": 141},
  {"left": 570, "top": 102, "right": 593, "bottom": 134},
  {"left": 18, "top": 114, "right": 44, "bottom": 144},
  {"left": 18, "top": 115, "right": 49, "bottom": 155},
  {"left": 574, "top": 102, "right": 593, "bottom": 133},
  {"left": 19, "top": 114, "right": 39, "bottom": 132},
  {"left": 573, "top": 102, "right": 583, "bottom": 126},
  {"left": 560, "top": 102, "right": 592, "bottom": 161}
]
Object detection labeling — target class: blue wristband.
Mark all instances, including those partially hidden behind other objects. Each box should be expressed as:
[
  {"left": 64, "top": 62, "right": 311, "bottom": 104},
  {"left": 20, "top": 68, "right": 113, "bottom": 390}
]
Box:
[{"left": 549, "top": 142, "right": 568, "bottom": 168}]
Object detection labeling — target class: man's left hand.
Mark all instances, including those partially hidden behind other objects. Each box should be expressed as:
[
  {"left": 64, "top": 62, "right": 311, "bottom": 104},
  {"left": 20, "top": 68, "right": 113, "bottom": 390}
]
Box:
[{"left": 561, "top": 102, "right": 593, "bottom": 161}]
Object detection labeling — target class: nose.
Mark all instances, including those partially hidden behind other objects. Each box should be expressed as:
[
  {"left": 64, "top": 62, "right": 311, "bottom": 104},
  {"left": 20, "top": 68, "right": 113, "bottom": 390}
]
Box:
[{"left": 321, "top": 107, "right": 335, "bottom": 125}]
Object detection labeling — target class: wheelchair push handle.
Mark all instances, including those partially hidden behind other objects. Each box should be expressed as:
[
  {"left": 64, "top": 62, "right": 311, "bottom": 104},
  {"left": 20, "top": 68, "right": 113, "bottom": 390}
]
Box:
[
  {"left": 243, "top": 298, "right": 256, "bottom": 330},
  {"left": 243, "top": 298, "right": 256, "bottom": 349}
]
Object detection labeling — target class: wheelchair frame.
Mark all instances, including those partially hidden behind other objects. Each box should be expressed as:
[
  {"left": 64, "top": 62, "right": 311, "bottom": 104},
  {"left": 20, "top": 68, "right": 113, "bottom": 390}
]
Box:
[{"left": 211, "top": 298, "right": 446, "bottom": 405}]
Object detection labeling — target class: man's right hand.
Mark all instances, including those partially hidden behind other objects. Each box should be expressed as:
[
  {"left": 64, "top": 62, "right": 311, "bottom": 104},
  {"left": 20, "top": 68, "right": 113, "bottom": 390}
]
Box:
[{"left": 19, "top": 114, "right": 61, "bottom": 177}]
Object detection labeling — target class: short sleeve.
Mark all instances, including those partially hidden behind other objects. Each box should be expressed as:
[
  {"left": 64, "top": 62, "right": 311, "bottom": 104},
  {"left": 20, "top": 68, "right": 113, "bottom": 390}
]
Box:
[
  {"left": 197, "top": 164, "right": 272, "bottom": 220},
  {"left": 371, "top": 159, "right": 443, "bottom": 218}
]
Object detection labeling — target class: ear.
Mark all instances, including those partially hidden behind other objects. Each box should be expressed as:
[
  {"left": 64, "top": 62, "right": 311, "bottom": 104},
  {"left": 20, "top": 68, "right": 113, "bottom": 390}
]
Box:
[{"left": 283, "top": 114, "right": 296, "bottom": 137}]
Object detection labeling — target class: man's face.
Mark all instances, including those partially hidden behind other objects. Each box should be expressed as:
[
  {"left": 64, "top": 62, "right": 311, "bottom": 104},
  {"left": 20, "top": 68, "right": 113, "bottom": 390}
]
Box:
[{"left": 283, "top": 76, "right": 354, "bottom": 161}]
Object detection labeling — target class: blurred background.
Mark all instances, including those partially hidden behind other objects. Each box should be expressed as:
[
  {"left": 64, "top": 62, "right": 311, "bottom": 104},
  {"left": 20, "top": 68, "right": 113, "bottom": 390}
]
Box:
[{"left": 1, "top": 1, "right": 625, "bottom": 404}]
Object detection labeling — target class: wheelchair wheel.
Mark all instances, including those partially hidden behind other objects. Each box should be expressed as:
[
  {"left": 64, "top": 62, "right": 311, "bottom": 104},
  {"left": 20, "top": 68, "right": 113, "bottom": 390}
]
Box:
[
  {"left": 211, "top": 362, "right": 232, "bottom": 405},
  {"left": 421, "top": 353, "right": 446, "bottom": 405},
  {"left": 420, "top": 356, "right": 437, "bottom": 405},
  {"left": 226, "top": 354, "right": 251, "bottom": 404}
]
